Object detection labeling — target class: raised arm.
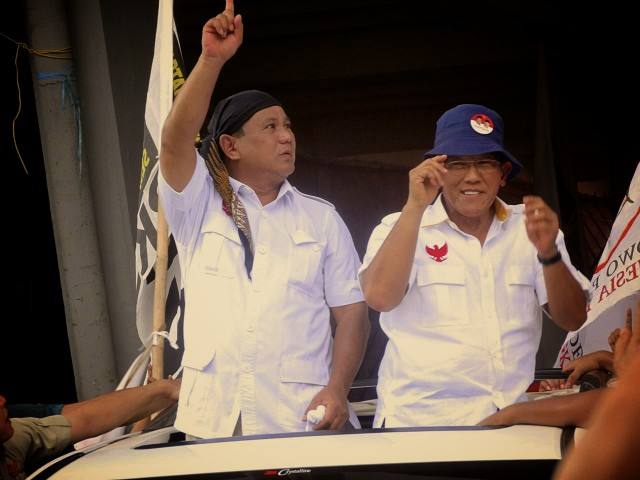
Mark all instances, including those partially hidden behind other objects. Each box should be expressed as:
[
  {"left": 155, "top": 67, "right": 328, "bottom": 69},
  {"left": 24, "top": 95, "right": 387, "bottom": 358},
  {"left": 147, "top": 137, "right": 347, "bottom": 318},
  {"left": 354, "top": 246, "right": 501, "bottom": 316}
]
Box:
[
  {"left": 160, "top": 0, "right": 243, "bottom": 192},
  {"left": 523, "top": 195, "right": 588, "bottom": 331},
  {"left": 360, "top": 156, "right": 447, "bottom": 311}
]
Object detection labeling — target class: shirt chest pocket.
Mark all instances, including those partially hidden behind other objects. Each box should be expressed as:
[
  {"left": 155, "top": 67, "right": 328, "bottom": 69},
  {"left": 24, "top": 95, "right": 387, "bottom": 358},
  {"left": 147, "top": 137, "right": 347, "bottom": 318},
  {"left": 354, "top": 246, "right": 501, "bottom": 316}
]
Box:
[
  {"left": 278, "top": 357, "right": 329, "bottom": 427},
  {"left": 286, "top": 229, "right": 324, "bottom": 300},
  {"left": 200, "top": 214, "right": 243, "bottom": 279},
  {"left": 505, "top": 265, "right": 537, "bottom": 325},
  {"left": 416, "top": 263, "right": 469, "bottom": 327}
]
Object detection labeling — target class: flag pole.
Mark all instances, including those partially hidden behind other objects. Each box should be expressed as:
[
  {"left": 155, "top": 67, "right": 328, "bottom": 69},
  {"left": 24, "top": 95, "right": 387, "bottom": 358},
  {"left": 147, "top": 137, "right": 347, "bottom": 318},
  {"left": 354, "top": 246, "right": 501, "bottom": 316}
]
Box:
[{"left": 152, "top": 200, "right": 169, "bottom": 381}]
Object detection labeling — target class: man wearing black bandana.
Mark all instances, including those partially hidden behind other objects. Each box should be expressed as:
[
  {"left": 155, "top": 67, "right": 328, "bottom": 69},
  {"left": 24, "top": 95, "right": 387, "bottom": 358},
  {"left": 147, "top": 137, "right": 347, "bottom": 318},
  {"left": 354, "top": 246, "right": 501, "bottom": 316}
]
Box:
[{"left": 158, "top": 0, "right": 370, "bottom": 439}]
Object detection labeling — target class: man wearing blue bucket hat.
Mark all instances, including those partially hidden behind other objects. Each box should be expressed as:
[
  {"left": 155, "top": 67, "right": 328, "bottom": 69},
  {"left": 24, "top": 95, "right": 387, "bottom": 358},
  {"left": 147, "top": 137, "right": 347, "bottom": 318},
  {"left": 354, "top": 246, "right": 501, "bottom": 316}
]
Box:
[{"left": 358, "top": 104, "right": 591, "bottom": 427}]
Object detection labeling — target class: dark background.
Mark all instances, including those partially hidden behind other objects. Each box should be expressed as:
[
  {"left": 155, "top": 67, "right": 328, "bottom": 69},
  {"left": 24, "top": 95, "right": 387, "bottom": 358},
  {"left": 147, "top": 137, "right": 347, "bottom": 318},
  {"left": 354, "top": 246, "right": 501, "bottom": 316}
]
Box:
[
  {"left": 3, "top": 0, "right": 638, "bottom": 406},
  {"left": 3, "top": 12, "right": 75, "bottom": 404}
]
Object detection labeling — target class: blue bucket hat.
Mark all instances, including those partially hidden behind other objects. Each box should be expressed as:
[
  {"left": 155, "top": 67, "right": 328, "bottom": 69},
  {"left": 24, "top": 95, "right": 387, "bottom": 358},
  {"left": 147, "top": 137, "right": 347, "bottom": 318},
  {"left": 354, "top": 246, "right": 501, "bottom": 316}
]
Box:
[{"left": 423, "top": 104, "right": 523, "bottom": 181}]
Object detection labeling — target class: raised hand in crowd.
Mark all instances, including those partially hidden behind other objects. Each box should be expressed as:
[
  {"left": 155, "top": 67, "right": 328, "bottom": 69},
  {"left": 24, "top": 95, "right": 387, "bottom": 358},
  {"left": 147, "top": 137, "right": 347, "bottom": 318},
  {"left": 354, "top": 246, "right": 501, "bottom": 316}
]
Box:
[{"left": 553, "top": 294, "right": 640, "bottom": 480}]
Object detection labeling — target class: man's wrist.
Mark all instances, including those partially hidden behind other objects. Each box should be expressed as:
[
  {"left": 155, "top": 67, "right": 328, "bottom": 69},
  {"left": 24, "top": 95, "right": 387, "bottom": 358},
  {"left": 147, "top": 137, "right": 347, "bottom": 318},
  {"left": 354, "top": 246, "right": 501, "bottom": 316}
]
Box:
[{"left": 537, "top": 250, "right": 562, "bottom": 266}]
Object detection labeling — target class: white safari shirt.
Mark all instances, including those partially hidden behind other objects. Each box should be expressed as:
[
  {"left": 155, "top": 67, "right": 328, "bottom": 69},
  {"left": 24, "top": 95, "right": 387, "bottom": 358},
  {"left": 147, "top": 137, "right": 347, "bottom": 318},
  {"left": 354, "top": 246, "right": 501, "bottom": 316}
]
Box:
[
  {"left": 159, "top": 155, "right": 364, "bottom": 438},
  {"left": 359, "top": 195, "right": 591, "bottom": 427}
]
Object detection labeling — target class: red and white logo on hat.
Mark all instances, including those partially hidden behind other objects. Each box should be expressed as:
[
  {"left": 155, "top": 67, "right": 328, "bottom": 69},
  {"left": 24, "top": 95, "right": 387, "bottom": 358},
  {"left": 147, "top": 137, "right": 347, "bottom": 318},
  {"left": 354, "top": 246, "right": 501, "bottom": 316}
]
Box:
[{"left": 470, "top": 113, "right": 494, "bottom": 135}]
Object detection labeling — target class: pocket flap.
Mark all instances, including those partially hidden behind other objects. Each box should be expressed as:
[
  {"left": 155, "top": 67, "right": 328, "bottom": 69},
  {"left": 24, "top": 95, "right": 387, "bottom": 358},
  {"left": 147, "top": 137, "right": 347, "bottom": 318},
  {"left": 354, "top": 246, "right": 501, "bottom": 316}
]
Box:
[
  {"left": 202, "top": 214, "right": 242, "bottom": 246},
  {"left": 289, "top": 229, "right": 318, "bottom": 246},
  {"left": 506, "top": 265, "right": 534, "bottom": 286},
  {"left": 417, "top": 262, "right": 465, "bottom": 287},
  {"left": 280, "top": 358, "right": 329, "bottom": 385},
  {"left": 181, "top": 347, "right": 216, "bottom": 370}
]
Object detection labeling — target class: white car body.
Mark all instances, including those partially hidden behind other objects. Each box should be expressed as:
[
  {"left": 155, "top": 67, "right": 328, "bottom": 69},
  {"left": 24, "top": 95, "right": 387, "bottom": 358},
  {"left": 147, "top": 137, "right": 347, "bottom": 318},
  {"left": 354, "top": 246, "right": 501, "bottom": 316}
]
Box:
[
  {"left": 29, "top": 378, "right": 591, "bottom": 479},
  {"left": 29, "top": 422, "right": 581, "bottom": 479}
]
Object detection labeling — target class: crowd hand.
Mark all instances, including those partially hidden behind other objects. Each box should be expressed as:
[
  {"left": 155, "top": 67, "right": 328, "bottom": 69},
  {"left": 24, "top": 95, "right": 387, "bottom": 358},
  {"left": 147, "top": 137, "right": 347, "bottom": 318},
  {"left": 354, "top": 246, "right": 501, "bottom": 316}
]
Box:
[
  {"left": 144, "top": 364, "right": 157, "bottom": 384},
  {"left": 142, "top": 363, "right": 177, "bottom": 384},
  {"left": 609, "top": 328, "right": 622, "bottom": 351},
  {"left": 539, "top": 351, "right": 609, "bottom": 391},
  {"left": 609, "top": 306, "right": 633, "bottom": 352},
  {"left": 523, "top": 195, "right": 559, "bottom": 257},
  {"left": 126, "top": 363, "right": 182, "bottom": 434},
  {"left": 202, "top": 0, "right": 243, "bottom": 62},
  {"left": 406, "top": 155, "right": 447, "bottom": 210},
  {"left": 561, "top": 354, "right": 608, "bottom": 389},
  {"left": 538, "top": 379, "right": 566, "bottom": 391},
  {"left": 540, "top": 300, "right": 637, "bottom": 392},
  {"left": 612, "top": 297, "right": 639, "bottom": 378},
  {"left": 302, "top": 386, "right": 349, "bottom": 431}
]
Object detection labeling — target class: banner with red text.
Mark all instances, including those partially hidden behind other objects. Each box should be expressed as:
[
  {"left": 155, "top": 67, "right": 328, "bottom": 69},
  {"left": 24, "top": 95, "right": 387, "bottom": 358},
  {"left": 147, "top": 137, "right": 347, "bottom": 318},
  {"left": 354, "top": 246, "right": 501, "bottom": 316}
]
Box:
[{"left": 555, "top": 161, "right": 640, "bottom": 367}]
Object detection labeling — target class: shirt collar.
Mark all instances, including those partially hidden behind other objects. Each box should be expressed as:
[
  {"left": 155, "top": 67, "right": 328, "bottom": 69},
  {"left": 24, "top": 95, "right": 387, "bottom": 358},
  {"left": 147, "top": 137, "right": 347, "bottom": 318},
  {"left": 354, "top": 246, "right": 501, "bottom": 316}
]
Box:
[
  {"left": 493, "top": 197, "right": 512, "bottom": 222},
  {"left": 229, "top": 177, "right": 294, "bottom": 203}
]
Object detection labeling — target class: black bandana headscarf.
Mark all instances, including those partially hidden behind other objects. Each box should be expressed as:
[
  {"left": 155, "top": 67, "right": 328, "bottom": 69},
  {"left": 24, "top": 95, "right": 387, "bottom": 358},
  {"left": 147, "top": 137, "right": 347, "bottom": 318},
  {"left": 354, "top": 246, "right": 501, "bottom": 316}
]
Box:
[{"left": 207, "top": 89, "right": 282, "bottom": 141}]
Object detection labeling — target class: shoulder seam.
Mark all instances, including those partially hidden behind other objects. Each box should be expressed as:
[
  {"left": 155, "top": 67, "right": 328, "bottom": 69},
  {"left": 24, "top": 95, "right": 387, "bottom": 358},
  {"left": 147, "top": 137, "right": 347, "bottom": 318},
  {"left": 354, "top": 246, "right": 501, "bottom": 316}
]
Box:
[{"left": 292, "top": 187, "right": 335, "bottom": 208}]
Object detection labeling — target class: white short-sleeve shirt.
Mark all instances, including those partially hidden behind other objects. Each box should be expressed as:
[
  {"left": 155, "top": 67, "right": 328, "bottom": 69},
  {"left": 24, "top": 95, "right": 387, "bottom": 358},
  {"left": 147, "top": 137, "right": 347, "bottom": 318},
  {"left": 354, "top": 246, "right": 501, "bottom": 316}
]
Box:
[
  {"left": 159, "top": 154, "right": 364, "bottom": 438},
  {"left": 359, "top": 195, "right": 591, "bottom": 427}
]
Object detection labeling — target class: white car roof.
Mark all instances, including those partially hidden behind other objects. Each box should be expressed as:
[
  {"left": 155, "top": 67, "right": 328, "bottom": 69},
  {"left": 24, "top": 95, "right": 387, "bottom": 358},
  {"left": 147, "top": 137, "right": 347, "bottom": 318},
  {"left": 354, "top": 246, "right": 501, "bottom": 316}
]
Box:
[{"left": 30, "top": 424, "right": 573, "bottom": 480}]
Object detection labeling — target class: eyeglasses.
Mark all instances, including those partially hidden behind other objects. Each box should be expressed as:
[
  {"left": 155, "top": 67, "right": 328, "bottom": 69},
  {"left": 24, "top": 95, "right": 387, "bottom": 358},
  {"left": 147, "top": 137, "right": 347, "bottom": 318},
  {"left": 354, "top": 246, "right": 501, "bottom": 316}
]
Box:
[{"left": 444, "top": 159, "right": 501, "bottom": 173}]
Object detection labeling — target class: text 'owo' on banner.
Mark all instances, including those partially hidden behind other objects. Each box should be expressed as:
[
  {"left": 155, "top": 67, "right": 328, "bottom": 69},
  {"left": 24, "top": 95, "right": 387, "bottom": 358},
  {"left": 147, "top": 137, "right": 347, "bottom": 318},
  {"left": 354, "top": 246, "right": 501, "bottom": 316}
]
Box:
[{"left": 556, "top": 161, "right": 640, "bottom": 367}]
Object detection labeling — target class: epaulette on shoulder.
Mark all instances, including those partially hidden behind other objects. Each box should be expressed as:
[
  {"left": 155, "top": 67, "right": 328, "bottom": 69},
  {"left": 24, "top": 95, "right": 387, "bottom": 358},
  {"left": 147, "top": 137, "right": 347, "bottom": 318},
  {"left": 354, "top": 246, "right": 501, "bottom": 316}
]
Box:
[{"left": 292, "top": 186, "right": 335, "bottom": 208}]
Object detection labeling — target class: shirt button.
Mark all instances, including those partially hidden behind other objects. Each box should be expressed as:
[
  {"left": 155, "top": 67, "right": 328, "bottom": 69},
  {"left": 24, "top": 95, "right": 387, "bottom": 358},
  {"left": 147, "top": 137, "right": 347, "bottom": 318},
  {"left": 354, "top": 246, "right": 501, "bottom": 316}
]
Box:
[
  {"left": 312, "top": 245, "right": 319, "bottom": 252},
  {"left": 242, "top": 363, "right": 251, "bottom": 373},
  {"left": 258, "top": 246, "right": 267, "bottom": 254},
  {"left": 261, "top": 210, "right": 267, "bottom": 218},
  {"left": 247, "top": 324, "right": 255, "bottom": 332}
]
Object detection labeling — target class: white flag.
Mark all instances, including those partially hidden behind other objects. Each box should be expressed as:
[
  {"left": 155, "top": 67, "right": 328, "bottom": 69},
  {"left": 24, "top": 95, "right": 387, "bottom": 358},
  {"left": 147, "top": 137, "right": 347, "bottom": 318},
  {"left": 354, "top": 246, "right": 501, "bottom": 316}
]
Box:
[
  {"left": 77, "top": 10, "right": 187, "bottom": 447},
  {"left": 555, "top": 161, "right": 640, "bottom": 367},
  {"left": 135, "top": 0, "right": 186, "bottom": 374}
]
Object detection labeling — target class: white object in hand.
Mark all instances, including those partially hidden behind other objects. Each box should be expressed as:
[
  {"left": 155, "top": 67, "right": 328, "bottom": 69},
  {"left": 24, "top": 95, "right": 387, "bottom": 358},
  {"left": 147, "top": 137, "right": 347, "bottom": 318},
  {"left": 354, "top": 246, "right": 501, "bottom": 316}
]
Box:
[{"left": 305, "top": 405, "right": 326, "bottom": 431}]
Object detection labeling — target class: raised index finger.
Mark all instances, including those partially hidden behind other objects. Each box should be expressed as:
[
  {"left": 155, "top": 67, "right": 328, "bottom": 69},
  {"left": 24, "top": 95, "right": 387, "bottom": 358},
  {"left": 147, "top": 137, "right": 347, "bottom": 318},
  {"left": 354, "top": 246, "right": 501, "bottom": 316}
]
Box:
[{"left": 225, "top": 0, "right": 235, "bottom": 15}]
